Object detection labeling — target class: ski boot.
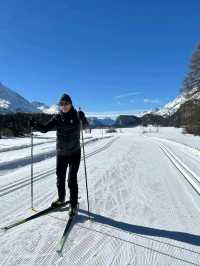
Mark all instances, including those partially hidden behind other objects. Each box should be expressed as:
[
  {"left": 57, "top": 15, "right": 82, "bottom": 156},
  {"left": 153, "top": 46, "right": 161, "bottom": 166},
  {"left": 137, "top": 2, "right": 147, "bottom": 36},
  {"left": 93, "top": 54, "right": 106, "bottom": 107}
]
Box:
[
  {"left": 51, "top": 198, "right": 65, "bottom": 208},
  {"left": 68, "top": 203, "right": 78, "bottom": 217}
]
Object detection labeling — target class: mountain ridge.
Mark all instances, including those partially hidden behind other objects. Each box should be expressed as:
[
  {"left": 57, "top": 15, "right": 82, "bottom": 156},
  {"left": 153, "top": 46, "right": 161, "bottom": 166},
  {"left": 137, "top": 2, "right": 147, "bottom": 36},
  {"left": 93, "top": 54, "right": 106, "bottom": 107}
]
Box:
[{"left": 1, "top": 81, "right": 200, "bottom": 127}]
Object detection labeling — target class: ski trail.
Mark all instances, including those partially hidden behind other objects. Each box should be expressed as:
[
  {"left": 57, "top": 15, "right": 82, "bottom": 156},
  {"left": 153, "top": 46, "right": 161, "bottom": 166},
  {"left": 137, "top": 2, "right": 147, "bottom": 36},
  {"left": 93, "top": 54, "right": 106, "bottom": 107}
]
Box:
[{"left": 1, "top": 134, "right": 200, "bottom": 265}]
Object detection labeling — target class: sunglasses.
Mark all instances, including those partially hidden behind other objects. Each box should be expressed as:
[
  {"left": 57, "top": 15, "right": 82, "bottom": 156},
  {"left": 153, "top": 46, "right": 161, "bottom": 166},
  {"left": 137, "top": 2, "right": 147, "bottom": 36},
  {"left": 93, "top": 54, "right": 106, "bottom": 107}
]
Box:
[{"left": 60, "top": 101, "right": 71, "bottom": 106}]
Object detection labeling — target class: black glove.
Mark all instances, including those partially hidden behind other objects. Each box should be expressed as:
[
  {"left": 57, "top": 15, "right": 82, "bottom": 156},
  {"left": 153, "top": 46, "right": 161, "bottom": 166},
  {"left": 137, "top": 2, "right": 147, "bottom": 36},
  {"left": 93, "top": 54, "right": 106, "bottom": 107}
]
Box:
[
  {"left": 29, "top": 118, "right": 37, "bottom": 128},
  {"left": 78, "top": 111, "right": 85, "bottom": 120}
]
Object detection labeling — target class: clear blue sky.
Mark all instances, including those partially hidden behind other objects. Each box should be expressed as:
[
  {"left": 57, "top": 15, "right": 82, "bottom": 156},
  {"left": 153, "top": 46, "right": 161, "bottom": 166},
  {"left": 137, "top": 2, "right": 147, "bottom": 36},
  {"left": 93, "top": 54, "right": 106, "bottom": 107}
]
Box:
[{"left": 0, "top": 0, "right": 200, "bottom": 114}]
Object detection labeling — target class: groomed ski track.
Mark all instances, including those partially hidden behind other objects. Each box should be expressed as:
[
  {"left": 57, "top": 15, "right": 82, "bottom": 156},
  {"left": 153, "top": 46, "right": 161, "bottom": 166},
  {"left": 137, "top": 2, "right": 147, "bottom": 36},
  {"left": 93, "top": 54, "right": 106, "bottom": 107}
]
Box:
[{"left": 0, "top": 129, "right": 200, "bottom": 265}]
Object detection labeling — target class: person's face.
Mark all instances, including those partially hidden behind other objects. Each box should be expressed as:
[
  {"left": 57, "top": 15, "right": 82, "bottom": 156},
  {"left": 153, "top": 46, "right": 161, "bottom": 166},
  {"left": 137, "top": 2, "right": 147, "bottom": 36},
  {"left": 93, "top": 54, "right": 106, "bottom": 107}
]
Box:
[{"left": 60, "top": 101, "right": 72, "bottom": 113}]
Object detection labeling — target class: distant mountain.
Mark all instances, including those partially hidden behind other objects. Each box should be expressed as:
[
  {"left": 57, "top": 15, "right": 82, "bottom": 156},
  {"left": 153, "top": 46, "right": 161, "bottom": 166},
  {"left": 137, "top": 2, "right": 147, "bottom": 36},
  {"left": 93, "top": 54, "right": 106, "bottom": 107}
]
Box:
[
  {"left": 141, "top": 113, "right": 166, "bottom": 126},
  {"left": 139, "top": 88, "right": 200, "bottom": 128},
  {"left": 31, "top": 101, "right": 49, "bottom": 111},
  {"left": 31, "top": 101, "right": 59, "bottom": 114},
  {"left": 98, "top": 117, "right": 116, "bottom": 126},
  {"left": 87, "top": 117, "right": 116, "bottom": 127},
  {"left": 0, "top": 82, "right": 38, "bottom": 113},
  {"left": 115, "top": 115, "right": 141, "bottom": 127},
  {"left": 42, "top": 104, "right": 59, "bottom": 114},
  {"left": 0, "top": 82, "right": 59, "bottom": 114},
  {"left": 167, "top": 98, "right": 200, "bottom": 128},
  {"left": 154, "top": 87, "right": 200, "bottom": 117},
  {"left": 3, "top": 80, "right": 200, "bottom": 130},
  {"left": 0, "top": 83, "right": 117, "bottom": 126}
]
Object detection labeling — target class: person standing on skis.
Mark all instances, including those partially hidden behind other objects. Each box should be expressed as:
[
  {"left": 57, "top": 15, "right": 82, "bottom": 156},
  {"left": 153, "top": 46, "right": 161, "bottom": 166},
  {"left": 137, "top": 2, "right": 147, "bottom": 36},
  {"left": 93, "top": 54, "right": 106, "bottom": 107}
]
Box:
[{"left": 30, "top": 93, "right": 89, "bottom": 216}]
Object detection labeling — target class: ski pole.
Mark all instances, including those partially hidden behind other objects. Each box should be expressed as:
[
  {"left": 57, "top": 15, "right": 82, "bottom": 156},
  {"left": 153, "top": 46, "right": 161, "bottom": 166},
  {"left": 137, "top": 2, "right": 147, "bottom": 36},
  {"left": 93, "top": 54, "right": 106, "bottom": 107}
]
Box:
[
  {"left": 30, "top": 124, "right": 34, "bottom": 210},
  {"left": 79, "top": 107, "right": 91, "bottom": 220}
]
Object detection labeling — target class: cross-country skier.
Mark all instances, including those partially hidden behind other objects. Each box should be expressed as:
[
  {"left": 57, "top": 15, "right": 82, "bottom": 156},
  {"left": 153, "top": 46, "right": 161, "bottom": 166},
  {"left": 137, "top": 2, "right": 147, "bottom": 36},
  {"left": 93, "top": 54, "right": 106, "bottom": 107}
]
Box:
[{"left": 30, "top": 94, "right": 89, "bottom": 216}]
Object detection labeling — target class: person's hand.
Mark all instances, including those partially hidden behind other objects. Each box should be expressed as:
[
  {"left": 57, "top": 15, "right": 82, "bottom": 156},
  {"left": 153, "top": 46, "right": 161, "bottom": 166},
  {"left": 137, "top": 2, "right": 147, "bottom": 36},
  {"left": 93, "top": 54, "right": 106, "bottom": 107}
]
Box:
[
  {"left": 78, "top": 111, "right": 85, "bottom": 120},
  {"left": 29, "top": 118, "right": 37, "bottom": 128}
]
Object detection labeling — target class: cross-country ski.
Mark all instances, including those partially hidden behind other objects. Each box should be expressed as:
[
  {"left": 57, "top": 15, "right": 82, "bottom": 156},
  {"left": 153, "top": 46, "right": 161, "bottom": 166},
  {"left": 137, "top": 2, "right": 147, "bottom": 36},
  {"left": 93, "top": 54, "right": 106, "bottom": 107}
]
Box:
[
  {"left": 57, "top": 204, "right": 79, "bottom": 254},
  {"left": 1, "top": 201, "right": 70, "bottom": 231}
]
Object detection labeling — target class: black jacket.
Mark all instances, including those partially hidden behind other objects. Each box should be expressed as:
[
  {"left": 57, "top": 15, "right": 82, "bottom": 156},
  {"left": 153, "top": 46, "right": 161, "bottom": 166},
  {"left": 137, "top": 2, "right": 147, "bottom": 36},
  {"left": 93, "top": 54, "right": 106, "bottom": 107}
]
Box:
[{"left": 34, "top": 107, "right": 89, "bottom": 155}]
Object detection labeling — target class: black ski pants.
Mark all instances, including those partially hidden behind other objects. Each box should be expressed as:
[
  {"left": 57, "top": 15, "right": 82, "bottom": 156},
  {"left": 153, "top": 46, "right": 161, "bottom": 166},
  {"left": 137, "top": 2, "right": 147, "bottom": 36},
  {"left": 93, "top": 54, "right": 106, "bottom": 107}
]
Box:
[{"left": 56, "top": 149, "right": 81, "bottom": 206}]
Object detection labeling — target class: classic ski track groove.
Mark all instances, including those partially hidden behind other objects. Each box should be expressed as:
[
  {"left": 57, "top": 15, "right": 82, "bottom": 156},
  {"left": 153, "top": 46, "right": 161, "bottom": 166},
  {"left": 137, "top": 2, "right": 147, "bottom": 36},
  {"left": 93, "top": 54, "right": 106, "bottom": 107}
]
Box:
[
  {"left": 0, "top": 139, "right": 56, "bottom": 153},
  {"left": 158, "top": 142, "right": 200, "bottom": 197},
  {"left": 0, "top": 136, "right": 106, "bottom": 171},
  {"left": 148, "top": 135, "right": 200, "bottom": 154},
  {"left": 0, "top": 135, "right": 94, "bottom": 153},
  {"left": 0, "top": 137, "right": 119, "bottom": 197},
  {"left": 0, "top": 136, "right": 113, "bottom": 190}
]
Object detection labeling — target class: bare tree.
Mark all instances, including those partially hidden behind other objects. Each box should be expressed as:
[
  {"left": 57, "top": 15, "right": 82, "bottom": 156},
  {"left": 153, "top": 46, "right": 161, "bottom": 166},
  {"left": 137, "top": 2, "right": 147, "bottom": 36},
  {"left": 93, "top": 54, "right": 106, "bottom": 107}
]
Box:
[{"left": 182, "top": 43, "right": 200, "bottom": 93}]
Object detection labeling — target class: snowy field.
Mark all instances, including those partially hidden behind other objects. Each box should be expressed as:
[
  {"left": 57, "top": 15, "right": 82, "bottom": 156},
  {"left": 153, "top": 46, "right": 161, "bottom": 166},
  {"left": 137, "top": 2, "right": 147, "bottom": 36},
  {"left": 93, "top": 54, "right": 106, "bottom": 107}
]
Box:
[{"left": 0, "top": 127, "right": 200, "bottom": 265}]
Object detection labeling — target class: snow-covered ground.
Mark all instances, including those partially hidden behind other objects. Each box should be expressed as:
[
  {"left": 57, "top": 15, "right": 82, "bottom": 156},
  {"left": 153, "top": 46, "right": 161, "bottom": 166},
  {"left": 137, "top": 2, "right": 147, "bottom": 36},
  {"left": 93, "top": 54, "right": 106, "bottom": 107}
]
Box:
[{"left": 0, "top": 127, "right": 200, "bottom": 265}]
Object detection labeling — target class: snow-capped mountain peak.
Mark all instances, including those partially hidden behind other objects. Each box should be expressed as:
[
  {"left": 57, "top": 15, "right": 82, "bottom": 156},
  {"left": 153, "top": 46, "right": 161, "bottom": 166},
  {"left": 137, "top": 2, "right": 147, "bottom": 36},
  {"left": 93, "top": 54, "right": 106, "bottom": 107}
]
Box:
[
  {"left": 0, "top": 82, "right": 38, "bottom": 113},
  {"left": 41, "top": 104, "right": 59, "bottom": 114},
  {"left": 155, "top": 87, "right": 200, "bottom": 117},
  {"left": 0, "top": 99, "right": 10, "bottom": 109}
]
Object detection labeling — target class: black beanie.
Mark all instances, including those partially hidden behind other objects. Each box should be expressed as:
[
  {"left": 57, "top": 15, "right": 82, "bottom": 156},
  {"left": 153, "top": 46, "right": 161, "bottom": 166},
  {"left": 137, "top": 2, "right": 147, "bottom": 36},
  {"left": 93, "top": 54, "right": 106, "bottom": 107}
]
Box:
[{"left": 59, "top": 94, "right": 72, "bottom": 104}]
